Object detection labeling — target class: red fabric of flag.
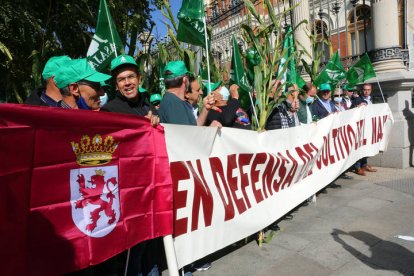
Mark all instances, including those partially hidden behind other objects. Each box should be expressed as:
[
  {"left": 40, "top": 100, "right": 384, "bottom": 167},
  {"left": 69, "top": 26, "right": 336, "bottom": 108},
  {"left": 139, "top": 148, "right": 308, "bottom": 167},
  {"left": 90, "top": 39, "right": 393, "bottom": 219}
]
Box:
[{"left": 0, "top": 104, "right": 173, "bottom": 275}]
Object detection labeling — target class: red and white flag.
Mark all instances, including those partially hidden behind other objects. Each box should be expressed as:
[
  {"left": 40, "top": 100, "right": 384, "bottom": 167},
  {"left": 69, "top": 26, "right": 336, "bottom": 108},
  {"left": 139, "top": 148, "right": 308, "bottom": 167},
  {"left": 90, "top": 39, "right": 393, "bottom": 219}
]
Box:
[{"left": 0, "top": 104, "right": 173, "bottom": 275}]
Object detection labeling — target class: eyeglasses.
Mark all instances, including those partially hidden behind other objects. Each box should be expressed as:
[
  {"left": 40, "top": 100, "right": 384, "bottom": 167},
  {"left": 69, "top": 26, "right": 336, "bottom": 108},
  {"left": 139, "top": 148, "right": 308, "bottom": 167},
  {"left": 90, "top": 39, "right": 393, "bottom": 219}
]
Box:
[
  {"left": 151, "top": 101, "right": 160, "bottom": 106},
  {"left": 116, "top": 73, "right": 138, "bottom": 85},
  {"left": 77, "top": 81, "right": 102, "bottom": 91}
]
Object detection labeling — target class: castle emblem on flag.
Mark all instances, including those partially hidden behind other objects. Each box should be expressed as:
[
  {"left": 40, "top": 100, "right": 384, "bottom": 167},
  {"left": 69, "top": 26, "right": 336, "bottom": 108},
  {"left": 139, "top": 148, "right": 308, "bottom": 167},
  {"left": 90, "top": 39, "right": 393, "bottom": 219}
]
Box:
[{"left": 70, "top": 134, "right": 120, "bottom": 237}]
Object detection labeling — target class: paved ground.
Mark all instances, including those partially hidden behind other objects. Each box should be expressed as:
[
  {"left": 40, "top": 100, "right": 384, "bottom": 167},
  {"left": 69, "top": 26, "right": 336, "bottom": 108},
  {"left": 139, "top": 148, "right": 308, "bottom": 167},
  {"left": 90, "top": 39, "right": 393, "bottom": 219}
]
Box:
[{"left": 188, "top": 167, "right": 414, "bottom": 276}]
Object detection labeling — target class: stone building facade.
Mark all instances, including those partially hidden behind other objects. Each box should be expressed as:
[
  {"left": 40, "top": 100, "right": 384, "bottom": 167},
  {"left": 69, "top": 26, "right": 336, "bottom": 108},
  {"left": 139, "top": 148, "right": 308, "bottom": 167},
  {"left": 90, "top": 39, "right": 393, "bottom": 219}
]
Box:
[{"left": 205, "top": 0, "right": 414, "bottom": 169}]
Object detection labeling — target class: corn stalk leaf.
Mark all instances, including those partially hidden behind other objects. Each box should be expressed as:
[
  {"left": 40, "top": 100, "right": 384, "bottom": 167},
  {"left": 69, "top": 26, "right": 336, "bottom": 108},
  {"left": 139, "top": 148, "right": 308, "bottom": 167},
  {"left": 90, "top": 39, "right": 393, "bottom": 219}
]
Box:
[
  {"left": 0, "top": 41, "right": 13, "bottom": 61},
  {"left": 167, "top": 26, "right": 184, "bottom": 58},
  {"left": 243, "top": 0, "right": 262, "bottom": 25}
]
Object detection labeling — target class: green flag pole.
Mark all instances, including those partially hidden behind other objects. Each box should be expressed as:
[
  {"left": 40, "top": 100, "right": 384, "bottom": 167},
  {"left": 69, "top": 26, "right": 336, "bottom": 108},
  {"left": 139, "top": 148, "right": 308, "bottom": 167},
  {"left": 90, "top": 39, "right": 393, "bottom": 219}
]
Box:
[
  {"left": 203, "top": 16, "right": 211, "bottom": 94},
  {"left": 375, "top": 76, "right": 386, "bottom": 103}
]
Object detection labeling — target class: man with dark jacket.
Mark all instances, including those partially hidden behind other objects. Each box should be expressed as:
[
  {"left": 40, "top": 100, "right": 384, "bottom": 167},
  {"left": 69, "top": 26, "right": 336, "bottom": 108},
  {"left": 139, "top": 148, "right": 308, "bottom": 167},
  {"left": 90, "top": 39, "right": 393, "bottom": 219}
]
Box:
[
  {"left": 101, "top": 54, "right": 159, "bottom": 126},
  {"left": 353, "top": 83, "right": 378, "bottom": 175},
  {"left": 311, "top": 83, "right": 341, "bottom": 188},
  {"left": 311, "top": 83, "right": 336, "bottom": 120},
  {"left": 204, "top": 82, "right": 250, "bottom": 129},
  {"left": 25, "top": 55, "right": 71, "bottom": 107},
  {"left": 266, "top": 83, "right": 300, "bottom": 130}
]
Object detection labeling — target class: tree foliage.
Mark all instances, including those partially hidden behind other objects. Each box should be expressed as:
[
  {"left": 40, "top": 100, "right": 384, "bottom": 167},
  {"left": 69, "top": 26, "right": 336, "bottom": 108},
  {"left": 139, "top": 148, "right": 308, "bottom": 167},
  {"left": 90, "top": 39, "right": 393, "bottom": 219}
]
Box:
[{"left": 0, "top": 0, "right": 153, "bottom": 103}]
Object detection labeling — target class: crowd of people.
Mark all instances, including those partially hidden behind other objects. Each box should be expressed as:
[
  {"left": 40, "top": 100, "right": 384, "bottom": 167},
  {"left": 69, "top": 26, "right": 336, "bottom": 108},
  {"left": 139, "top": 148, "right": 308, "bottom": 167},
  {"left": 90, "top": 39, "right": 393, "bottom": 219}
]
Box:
[{"left": 23, "top": 54, "right": 378, "bottom": 275}]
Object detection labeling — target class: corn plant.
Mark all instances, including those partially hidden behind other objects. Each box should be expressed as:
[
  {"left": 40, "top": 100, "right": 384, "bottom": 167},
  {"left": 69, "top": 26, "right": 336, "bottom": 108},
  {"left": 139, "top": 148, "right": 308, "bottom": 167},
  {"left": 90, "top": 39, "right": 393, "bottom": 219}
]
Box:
[
  {"left": 299, "top": 32, "right": 333, "bottom": 83},
  {"left": 241, "top": 0, "right": 305, "bottom": 130},
  {"left": 156, "top": 0, "right": 221, "bottom": 82}
]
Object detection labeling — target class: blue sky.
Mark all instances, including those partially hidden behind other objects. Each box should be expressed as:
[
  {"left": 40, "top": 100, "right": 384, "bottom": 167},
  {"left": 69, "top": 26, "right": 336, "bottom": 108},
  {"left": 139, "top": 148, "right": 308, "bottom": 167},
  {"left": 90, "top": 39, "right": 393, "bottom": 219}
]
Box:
[{"left": 150, "top": 1, "right": 181, "bottom": 41}]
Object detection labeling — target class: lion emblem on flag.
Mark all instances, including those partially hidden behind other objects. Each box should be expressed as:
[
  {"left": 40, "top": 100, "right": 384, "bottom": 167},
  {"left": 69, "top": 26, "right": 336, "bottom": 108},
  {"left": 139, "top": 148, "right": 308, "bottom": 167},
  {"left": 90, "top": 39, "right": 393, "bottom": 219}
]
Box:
[{"left": 70, "top": 165, "right": 120, "bottom": 237}]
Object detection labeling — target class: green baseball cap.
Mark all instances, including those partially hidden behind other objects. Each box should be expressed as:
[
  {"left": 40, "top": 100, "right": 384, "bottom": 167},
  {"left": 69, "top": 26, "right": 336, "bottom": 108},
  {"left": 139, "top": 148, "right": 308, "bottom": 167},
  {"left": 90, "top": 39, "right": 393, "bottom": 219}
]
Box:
[
  {"left": 42, "top": 55, "right": 72, "bottom": 80},
  {"left": 139, "top": 86, "right": 148, "bottom": 93},
  {"left": 319, "top": 83, "right": 332, "bottom": 91},
  {"left": 150, "top": 93, "right": 162, "bottom": 104},
  {"left": 54, "top": 58, "right": 111, "bottom": 89},
  {"left": 163, "top": 61, "right": 191, "bottom": 79},
  {"left": 343, "top": 84, "right": 356, "bottom": 91},
  {"left": 203, "top": 81, "right": 222, "bottom": 94},
  {"left": 110, "top": 54, "right": 138, "bottom": 72}
]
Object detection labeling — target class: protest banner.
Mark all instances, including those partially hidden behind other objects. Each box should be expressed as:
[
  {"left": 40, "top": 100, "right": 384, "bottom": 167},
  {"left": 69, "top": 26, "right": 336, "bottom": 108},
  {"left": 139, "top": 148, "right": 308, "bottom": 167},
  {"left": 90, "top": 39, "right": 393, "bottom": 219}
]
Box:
[
  {"left": 0, "top": 104, "right": 172, "bottom": 275},
  {"left": 163, "top": 103, "right": 393, "bottom": 268},
  {"left": 0, "top": 103, "right": 393, "bottom": 273}
]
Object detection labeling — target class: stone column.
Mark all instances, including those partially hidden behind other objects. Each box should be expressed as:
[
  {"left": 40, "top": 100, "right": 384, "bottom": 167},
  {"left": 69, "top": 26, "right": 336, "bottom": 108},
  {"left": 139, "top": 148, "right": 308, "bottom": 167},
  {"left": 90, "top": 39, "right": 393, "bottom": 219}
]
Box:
[
  {"left": 371, "top": 0, "right": 405, "bottom": 72},
  {"left": 368, "top": 0, "right": 414, "bottom": 169},
  {"left": 291, "top": 0, "right": 312, "bottom": 79}
]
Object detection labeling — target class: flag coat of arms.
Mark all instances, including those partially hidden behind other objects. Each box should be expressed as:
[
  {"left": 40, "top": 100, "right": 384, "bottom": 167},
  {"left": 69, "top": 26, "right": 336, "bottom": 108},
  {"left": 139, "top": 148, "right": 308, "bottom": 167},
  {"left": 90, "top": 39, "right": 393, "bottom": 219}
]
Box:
[{"left": 0, "top": 104, "right": 172, "bottom": 275}]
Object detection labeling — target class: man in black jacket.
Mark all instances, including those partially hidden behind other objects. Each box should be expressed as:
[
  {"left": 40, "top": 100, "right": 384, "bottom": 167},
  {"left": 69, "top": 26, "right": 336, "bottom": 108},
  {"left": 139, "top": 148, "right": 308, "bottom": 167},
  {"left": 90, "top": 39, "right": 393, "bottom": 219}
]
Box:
[
  {"left": 311, "top": 83, "right": 336, "bottom": 120},
  {"left": 25, "top": 56, "right": 71, "bottom": 107},
  {"left": 101, "top": 54, "right": 159, "bottom": 126},
  {"left": 101, "top": 54, "right": 160, "bottom": 275}
]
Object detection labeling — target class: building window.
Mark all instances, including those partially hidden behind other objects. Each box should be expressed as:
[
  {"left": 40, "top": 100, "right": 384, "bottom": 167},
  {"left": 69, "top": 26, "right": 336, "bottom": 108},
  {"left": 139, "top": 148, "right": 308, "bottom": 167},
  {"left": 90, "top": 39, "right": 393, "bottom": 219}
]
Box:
[{"left": 348, "top": 4, "right": 372, "bottom": 55}]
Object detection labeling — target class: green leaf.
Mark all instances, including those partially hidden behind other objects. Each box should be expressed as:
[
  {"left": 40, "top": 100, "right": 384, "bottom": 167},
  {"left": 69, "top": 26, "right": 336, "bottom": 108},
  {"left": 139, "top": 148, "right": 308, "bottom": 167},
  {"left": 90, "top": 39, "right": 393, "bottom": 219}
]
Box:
[
  {"left": 167, "top": 26, "right": 184, "bottom": 58},
  {"left": 243, "top": 0, "right": 262, "bottom": 25},
  {"left": 241, "top": 24, "right": 264, "bottom": 60},
  {"left": 183, "top": 48, "right": 195, "bottom": 73}
]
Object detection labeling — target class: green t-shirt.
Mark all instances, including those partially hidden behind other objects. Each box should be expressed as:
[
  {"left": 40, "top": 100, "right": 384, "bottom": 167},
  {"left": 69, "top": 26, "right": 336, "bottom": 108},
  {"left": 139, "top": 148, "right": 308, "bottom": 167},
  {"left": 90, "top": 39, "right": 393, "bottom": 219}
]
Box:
[{"left": 159, "top": 92, "right": 197, "bottom": 126}]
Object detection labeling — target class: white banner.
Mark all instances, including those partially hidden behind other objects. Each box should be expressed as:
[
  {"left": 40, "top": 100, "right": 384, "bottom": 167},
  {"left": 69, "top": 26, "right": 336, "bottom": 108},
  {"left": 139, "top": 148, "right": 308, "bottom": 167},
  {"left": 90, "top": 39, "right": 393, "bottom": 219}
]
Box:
[{"left": 163, "top": 104, "right": 393, "bottom": 269}]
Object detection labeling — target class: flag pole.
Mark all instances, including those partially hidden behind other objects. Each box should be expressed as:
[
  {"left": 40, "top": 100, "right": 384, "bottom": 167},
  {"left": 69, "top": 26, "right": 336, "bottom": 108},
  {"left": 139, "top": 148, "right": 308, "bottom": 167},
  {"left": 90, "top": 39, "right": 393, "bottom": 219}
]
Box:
[
  {"left": 248, "top": 89, "right": 260, "bottom": 126},
  {"left": 103, "top": 0, "right": 118, "bottom": 57},
  {"left": 203, "top": 16, "right": 211, "bottom": 94},
  {"left": 163, "top": 235, "right": 179, "bottom": 276},
  {"left": 123, "top": 249, "right": 131, "bottom": 276},
  {"left": 375, "top": 76, "right": 386, "bottom": 103}
]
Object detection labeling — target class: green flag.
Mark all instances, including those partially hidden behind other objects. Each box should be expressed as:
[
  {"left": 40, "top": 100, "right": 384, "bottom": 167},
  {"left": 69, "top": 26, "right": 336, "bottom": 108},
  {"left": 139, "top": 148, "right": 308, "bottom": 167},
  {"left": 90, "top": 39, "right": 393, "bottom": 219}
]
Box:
[
  {"left": 314, "top": 51, "right": 346, "bottom": 87},
  {"left": 245, "top": 47, "right": 261, "bottom": 85},
  {"left": 346, "top": 53, "right": 376, "bottom": 85},
  {"left": 229, "top": 35, "right": 251, "bottom": 109},
  {"left": 87, "top": 0, "right": 123, "bottom": 71},
  {"left": 176, "top": 0, "right": 206, "bottom": 48},
  {"left": 277, "top": 26, "right": 299, "bottom": 92},
  {"left": 296, "top": 74, "right": 306, "bottom": 90}
]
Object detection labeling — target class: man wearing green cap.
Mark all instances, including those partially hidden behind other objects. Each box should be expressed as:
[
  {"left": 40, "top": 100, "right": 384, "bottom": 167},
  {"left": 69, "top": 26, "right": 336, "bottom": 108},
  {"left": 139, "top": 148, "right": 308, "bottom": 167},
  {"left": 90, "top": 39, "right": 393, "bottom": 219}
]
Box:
[
  {"left": 159, "top": 61, "right": 213, "bottom": 126},
  {"left": 342, "top": 84, "right": 358, "bottom": 109},
  {"left": 26, "top": 55, "right": 72, "bottom": 107},
  {"left": 311, "top": 83, "right": 336, "bottom": 120},
  {"left": 54, "top": 58, "right": 111, "bottom": 110},
  {"left": 150, "top": 93, "right": 162, "bottom": 110},
  {"left": 101, "top": 54, "right": 159, "bottom": 126}
]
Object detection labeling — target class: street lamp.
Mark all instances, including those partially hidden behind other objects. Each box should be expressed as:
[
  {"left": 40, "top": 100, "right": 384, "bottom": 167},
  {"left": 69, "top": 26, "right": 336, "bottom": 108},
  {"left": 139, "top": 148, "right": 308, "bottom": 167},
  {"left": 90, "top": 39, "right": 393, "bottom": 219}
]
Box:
[
  {"left": 318, "top": 8, "right": 325, "bottom": 57},
  {"left": 350, "top": 0, "right": 359, "bottom": 55},
  {"left": 332, "top": 1, "right": 341, "bottom": 53},
  {"left": 238, "top": 41, "right": 244, "bottom": 54}
]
